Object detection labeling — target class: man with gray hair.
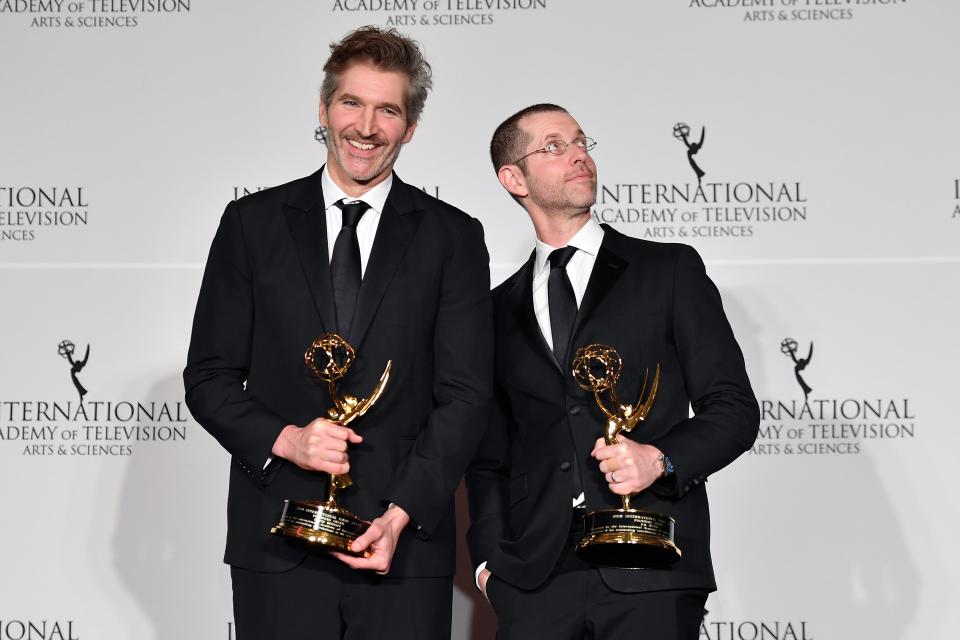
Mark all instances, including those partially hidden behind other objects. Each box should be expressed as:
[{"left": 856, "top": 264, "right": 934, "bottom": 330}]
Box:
[{"left": 185, "top": 26, "right": 492, "bottom": 639}]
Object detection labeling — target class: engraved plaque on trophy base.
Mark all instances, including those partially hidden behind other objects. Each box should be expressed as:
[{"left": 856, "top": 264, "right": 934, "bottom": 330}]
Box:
[
  {"left": 271, "top": 499, "right": 370, "bottom": 555},
  {"left": 576, "top": 508, "right": 681, "bottom": 569}
]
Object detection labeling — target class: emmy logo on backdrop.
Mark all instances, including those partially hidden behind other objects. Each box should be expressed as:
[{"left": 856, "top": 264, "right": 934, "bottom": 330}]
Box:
[
  {"left": 571, "top": 344, "right": 681, "bottom": 568},
  {"left": 780, "top": 337, "right": 813, "bottom": 400},
  {"left": 673, "top": 122, "right": 706, "bottom": 185},
  {"left": 57, "top": 339, "right": 89, "bottom": 400},
  {"left": 271, "top": 333, "right": 391, "bottom": 554}
]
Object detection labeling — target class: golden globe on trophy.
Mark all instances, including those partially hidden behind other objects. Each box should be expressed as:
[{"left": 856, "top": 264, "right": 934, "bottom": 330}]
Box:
[
  {"left": 571, "top": 344, "right": 681, "bottom": 568},
  {"left": 270, "top": 333, "right": 391, "bottom": 555}
]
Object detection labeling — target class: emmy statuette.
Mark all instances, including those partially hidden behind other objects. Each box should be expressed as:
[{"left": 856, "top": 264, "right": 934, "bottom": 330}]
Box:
[
  {"left": 270, "top": 334, "right": 391, "bottom": 555},
  {"left": 571, "top": 344, "right": 681, "bottom": 568}
]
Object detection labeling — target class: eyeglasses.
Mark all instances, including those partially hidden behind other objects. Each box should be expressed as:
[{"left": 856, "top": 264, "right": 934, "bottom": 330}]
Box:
[{"left": 512, "top": 136, "right": 597, "bottom": 165}]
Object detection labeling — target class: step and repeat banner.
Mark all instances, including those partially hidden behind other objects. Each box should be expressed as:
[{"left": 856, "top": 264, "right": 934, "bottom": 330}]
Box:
[{"left": 2, "top": 1, "right": 958, "bottom": 638}]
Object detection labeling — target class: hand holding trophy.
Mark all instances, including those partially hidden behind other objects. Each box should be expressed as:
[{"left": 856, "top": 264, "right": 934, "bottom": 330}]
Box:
[
  {"left": 271, "top": 334, "right": 391, "bottom": 555},
  {"left": 571, "top": 344, "right": 681, "bottom": 568}
]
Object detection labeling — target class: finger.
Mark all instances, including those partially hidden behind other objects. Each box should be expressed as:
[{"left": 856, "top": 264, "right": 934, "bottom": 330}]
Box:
[
  {"left": 330, "top": 550, "right": 372, "bottom": 567},
  {"left": 324, "top": 424, "right": 355, "bottom": 440},
  {"left": 591, "top": 437, "right": 605, "bottom": 457},
  {"left": 350, "top": 524, "right": 383, "bottom": 554},
  {"left": 598, "top": 458, "right": 621, "bottom": 474},
  {"left": 326, "top": 439, "right": 348, "bottom": 453},
  {"left": 337, "top": 551, "right": 388, "bottom": 573},
  {"left": 318, "top": 450, "right": 347, "bottom": 465},
  {"left": 317, "top": 461, "right": 349, "bottom": 475},
  {"left": 593, "top": 445, "right": 618, "bottom": 461},
  {"left": 605, "top": 470, "right": 624, "bottom": 486},
  {"left": 609, "top": 482, "right": 632, "bottom": 495},
  {"left": 332, "top": 426, "right": 363, "bottom": 443}
]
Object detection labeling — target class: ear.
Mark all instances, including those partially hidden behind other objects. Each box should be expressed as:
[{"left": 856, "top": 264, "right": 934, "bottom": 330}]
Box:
[
  {"left": 319, "top": 102, "right": 329, "bottom": 129},
  {"left": 401, "top": 121, "right": 417, "bottom": 144},
  {"left": 498, "top": 164, "right": 528, "bottom": 198}
]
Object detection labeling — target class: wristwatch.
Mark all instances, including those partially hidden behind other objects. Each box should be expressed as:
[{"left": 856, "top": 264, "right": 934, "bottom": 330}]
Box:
[{"left": 658, "top": 452, "right": 675, "bottom": 478}]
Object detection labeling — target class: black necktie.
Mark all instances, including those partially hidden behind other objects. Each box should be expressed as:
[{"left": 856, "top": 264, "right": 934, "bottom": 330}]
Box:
[
  {"left": 548, "top": 246, "right": 584, "bottom": 501},
  {"left": 548, "top": 246, "right": 579, "bottom": 370},
  {"left": 330, "top": 200, "right": 368, "bottom": 336}
]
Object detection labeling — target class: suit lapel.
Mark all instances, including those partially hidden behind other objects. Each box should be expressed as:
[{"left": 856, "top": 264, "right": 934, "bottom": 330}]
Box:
[
  {"left": 506, "top": 252, "right": 563, "bottom": 375},
  {"left": 283, "top": 170, "right": 337, "bottom": 333},
  {"left": 569, "top": 233, "right": 628, "bottom": 349},
  {"left": 348, "top": 177, "right": 424, "bottom": 347}
]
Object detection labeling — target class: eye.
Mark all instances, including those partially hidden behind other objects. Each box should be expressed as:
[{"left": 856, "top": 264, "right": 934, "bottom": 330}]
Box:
[
  {"left": 573, "top": 137, "right": 588, "bottom": 148},
  {"left": 543, "top": 142, "right": 562, "bottom": 154}
]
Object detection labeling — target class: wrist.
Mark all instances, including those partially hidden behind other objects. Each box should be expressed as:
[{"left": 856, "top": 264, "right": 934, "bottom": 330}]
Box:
[
  {"left": 384, "top": 503, "right": 411, "bottom": 532},
  {"left": 271, "top": 424, "right": 298, "bottom": 459}
]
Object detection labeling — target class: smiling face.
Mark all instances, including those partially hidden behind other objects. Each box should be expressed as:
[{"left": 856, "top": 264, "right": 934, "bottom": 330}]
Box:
[
  {"left": 502, "top": 110, "right": 598, "bottom": 220},
  {"left": 319, "top": 62, "right": 417, "bottom": 197}
]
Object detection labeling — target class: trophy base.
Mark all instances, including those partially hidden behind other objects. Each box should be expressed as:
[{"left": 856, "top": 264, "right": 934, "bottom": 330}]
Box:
[
  {"left": 576, "top": 507, "right": 681, "bottom": 569},
  {"left": 270, "top": 499, "right": 370, "bottom": 555}
]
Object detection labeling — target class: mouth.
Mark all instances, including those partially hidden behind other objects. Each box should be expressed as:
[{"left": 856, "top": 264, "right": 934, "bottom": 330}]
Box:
[
  {"left": 568, "top": 172, "right": 594, "bottom": 182},
  {"left": 347, "top": 139, "right": 379, "bottom": 152}
]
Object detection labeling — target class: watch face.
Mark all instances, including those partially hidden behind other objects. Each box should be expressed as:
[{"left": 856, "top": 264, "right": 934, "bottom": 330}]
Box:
[{"left": 661, "top": 454, "right": 675, "bottom": 476}]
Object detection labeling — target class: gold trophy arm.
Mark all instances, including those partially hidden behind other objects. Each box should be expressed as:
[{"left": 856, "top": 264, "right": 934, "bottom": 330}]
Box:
[
  {"left": 603, "top": 417, "right": 623, "bottom": 446},
  {"left": 636, "top": 364, "right": 660, "bottom": 418},
  {"left": 325, "top": 472, "right": 353, "bottom": 503},
  {"left": 620, "top": 365, "right": 661, "bottom": 432},
  {"left": 339, "top": 360, "right": 392, "bottom": 427},
  {"left": 594, "top": 389, "right": 618, "bottom": 421},
  {"left": 328, "top": 380, "right": 348, "bottom": 417}
]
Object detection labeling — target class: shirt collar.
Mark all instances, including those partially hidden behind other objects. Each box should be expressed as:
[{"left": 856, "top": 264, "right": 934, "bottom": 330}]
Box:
[
  {"left": 534, "top": 216, "right": 605, "bottom": 273},
  {"left": 321, "top": 165, "right": 393, "bottom": 215}
]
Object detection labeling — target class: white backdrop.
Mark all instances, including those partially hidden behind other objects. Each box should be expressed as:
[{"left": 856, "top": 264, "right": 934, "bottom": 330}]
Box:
[{"left": 2, "top": 1, "right": 958, "bottom": 638}]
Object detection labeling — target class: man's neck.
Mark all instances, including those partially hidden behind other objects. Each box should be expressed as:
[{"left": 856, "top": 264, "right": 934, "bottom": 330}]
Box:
[
  {"left": 532, "top": 210, "right": 592, "bottom": 248},
  {"left": 326, "top": 160, "right": 389, "bottom": 199}
]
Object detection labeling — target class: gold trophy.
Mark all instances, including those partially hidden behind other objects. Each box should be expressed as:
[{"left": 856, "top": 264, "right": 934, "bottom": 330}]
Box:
[
  {"left": 571, "top": 344, "right": 681, "bottom": 568},
  {"left": 270, "top": 333, "right": 391, "bottom": 554}
]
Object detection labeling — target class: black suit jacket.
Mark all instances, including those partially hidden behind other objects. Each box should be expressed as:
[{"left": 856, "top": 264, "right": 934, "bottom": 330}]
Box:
[
  {"left": 184, "top": 169, "right": 492, "bottom": 577},
  {"left": 466, "top": 225, "right": 758, "bottom": 593}
]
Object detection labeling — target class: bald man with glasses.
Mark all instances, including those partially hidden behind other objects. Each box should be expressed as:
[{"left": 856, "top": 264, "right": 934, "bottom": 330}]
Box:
[{"left": 466, "top": 103, "right": 759, "bottom": 640}]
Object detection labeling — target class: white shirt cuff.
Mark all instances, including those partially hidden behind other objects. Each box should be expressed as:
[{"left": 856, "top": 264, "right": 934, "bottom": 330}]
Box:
[{"left": 474, "top": 561, "right": 488, "bottom": 591}]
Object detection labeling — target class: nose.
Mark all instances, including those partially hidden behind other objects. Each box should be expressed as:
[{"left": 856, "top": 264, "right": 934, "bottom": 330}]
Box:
[
  {"left": 356, "top": 106, "right": 378, "bottom": 137},
  {"left": 567, "top": 141, "right": 588, "bottom": 164}
]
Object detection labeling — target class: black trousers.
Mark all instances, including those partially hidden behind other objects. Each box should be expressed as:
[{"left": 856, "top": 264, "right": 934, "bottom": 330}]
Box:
[
  {"left": 487, "top": 514, "right": 708, "bottom": 640},
  {"left": 231, "top": 552, "right": 452, "bottom": 640}
]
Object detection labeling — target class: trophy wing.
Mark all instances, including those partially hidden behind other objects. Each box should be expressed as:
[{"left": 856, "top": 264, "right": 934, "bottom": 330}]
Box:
[
  {"left": 622, "top": 364, "right": 661, "bottom": 431},
  {"left": 339, "top": 360, "right": 392, "bottom": 426}
]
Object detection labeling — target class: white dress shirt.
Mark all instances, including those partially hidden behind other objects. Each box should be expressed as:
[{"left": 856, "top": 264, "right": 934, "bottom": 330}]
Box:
[
  {"left": 321, "top": 166, "right": 392, "bottom": 276},
  {"left": 531, "top": 217, "right": 605, "bottom": 352}
]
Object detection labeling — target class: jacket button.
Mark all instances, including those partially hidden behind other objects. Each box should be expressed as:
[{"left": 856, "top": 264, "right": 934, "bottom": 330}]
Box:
[
  {"left": 560, "top": 460, "right": 572, "bottom": 472},
  {"left": 569, "top": 405, "right": 582, "bottom": 416}
]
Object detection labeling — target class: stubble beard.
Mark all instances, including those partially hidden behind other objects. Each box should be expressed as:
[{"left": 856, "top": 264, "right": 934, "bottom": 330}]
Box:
[
  {"left": 329, "top": 130, "right": 404, "bottom": 186},
  {"left": 528, "top": 175, "right": 598, "bottom": 220}
]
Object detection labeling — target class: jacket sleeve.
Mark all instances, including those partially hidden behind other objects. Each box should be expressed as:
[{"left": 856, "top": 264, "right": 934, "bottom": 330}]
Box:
[
  {"left": 386, "top": 218, "right": 494, "bottom": 536},
  {"left": 464, "top": 381, "right": 513, "bottom": 570},
  {"left": 650, "top": 244, "right": 760, "bottom": 499},
  {"left": 183, "top": 201, "right": 288, "bottom": 485}
]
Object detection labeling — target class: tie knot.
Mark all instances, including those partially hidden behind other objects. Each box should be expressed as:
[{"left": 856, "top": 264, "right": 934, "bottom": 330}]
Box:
[
  {"left": 548, "top": 246, "right": 578, "bottom": 270},
  {"left": 336, "top": 200, "right": 369, "bottom": 228}
]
